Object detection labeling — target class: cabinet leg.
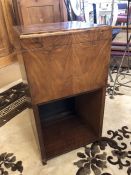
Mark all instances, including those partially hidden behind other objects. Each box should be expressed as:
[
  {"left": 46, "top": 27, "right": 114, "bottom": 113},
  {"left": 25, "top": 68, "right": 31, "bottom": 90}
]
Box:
[{"left": 30, "top": 105, "right": 47, "bottom": 164}]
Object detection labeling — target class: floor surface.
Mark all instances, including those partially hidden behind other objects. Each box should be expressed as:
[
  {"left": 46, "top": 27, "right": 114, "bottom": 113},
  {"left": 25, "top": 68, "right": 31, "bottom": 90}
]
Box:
[
  {"left": 0, "top": 62, "right": 131, "bottom": 175},
  {"left": 0, "top": 62, "right": 22, "bottom": 90},
  {"left": 0, "top": 96, "right": 131, "bottom": 175}
]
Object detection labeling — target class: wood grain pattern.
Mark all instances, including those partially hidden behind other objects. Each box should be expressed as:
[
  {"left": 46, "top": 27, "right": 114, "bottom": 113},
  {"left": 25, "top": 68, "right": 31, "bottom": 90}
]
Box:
[
  {"left": 12, "top": 0, "right": 67, "bottom": 26},
  {"left": 1, "top": 0, "right": 17, "bottom": 47},
  {"left": 0, "top": 0, "right": 12, "bottom": 58},
  {"left": 76, "top": 88, "right": 106, "bottom": 137},
  {"left": 0, "top": 0, "right": 18, "bottom": 68},
  {"left": 42, "top": 113, "right": 98, "bottom": 159},
  {"left": 17, "top": 23, "right": 111, "bottom": 104},
  {"left": 15, "top": 22, "right": 109, "bottom": 37},
  {"left": 16, "top": 22, "right": 112, "bottom": 163},
  {"left": 39, "top": 88, "right": 106, "bottom": 160},
  {"left": 0, "top": 52, "right": 17, "bottom": 69}
]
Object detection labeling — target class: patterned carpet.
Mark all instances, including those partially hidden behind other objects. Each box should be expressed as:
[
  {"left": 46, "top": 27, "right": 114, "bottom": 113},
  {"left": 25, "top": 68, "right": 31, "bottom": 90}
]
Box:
[
  {"left": 0, "top": 153, "right": 23, "bottom": 175},
  {"left": 0, "top": 83, "right": 30, "bottom": 127},
  {"left": 0, "top": 125, "right": 130, "bottom": 175},
  {"left": 74, "top": 126, "right": 131, "bottom": 175},
  {"left": 0, "top": 84, "right": 131, "bottom": 175},
  {"left": 0, "top": 83, "right": 28, "bottom": 175}
]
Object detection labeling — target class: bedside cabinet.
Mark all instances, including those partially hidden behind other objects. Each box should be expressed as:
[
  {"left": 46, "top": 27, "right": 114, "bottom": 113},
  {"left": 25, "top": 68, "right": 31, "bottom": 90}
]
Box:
[{"left": 15, "top": 21, "right": 111, "bottom": 164}]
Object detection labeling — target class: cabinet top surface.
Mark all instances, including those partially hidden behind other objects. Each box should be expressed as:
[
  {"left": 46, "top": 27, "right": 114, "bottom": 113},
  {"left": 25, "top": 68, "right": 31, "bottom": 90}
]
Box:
[{"left": 15, "top": 21, "right": 111, "bottom": 39}]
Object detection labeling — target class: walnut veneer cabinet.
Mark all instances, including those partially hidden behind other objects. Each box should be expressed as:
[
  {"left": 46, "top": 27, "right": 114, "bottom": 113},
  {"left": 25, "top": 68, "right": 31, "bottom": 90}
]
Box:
[
  {"left": 12, "top": 0, "right": 67, "bottom": 26},
  {"left": 15, "top": 21, "right": 111, "bottom": 164}
]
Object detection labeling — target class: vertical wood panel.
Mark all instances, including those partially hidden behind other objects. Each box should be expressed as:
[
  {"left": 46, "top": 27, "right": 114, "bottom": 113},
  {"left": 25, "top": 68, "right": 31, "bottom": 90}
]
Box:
[
  {"left": 0, "top": 0, "right": 12, "bottom": 57},
  {"left": 0, "top": 0, "right": 17, "bottom": 68},
  {"left": 12, "top": 0, "right": 67, "bottom": 26}
]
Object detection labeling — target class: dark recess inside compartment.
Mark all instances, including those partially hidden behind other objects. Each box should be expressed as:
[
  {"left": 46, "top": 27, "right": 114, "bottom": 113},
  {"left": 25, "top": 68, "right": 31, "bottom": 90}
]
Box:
[{"left": 38, "top": 92, "right": 98, "bottom": 159}]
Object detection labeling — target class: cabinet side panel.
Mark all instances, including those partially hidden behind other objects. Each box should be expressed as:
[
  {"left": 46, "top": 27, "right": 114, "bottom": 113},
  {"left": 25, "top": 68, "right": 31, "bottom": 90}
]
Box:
[
  {"left": 76, "top": 87, "right": 106, "bottom": 137},
  {"left": 18, "top": 52, "right": 47, "bottom": 163}
]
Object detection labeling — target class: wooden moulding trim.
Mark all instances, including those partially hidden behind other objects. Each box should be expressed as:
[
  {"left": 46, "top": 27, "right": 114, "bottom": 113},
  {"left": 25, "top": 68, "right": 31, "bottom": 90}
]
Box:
[
  {"left": 19, "top": 28, "right": 111, "bottom": 39},
  {"left": 0, "top": 52, "right": 17, "bottom": 69},
  {"left": 19, "top": 30, "right": 86, "bottom": 39}
]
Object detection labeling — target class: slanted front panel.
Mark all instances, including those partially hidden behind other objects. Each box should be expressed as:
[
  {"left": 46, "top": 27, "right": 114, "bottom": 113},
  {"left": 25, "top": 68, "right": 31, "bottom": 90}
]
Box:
[{"left": 21, "top": 28, "right": 111, "bottom": 104}]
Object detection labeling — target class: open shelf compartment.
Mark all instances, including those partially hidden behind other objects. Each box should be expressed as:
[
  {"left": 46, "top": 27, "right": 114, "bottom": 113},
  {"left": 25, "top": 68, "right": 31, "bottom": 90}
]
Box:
[{"left": 38, "top": 90, "right": 103, "bottom": 159}]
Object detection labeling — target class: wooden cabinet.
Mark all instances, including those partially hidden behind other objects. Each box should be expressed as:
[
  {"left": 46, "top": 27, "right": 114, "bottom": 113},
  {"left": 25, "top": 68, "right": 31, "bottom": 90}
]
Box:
[
  {"left": 0, "top": 0, "right": 12, "bottom": 58},
  {"left": 0, "top": 0, "right": 18, "bottom": 68},
  {"left": 15, "top": 22, "right": 111, "bottom": 164},
  {"left": 12, "top": 0, "right": 67, "bottom": 26}
]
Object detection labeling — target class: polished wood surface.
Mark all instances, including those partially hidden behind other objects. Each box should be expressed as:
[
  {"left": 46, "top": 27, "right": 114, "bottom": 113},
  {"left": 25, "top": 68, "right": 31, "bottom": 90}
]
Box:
[
  {"left": 42, "top": 113, "right": 97, "bottom": 159},
  {"left": 0, "top": 52, "right": 17, "bottom": 69},
  {"left": 16, "top": 22, "right": 111, "bottom": 104},
  {"left": 76, "top": 88, "right": 106, "bottom": 137},
  {"left": 39, "top": 88, "right": 105, "bottom": 160},
  {"left": 0, "top": 0, "right": 17, "bottom": 68},
  {"left": 16, "top": 22, "right": 112, "bottom": 163},
  {"left": 1, "top": 0, "right": 17, "bottom": 47},
  {"left": 15, "top": 22, "right": 108, "bottom": 37},
  {"left": 12, "top": 0, "right": 67, "bottom": 26},
  {"left": 0, "top": 0, "right": 12, "bottom": 58}
]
